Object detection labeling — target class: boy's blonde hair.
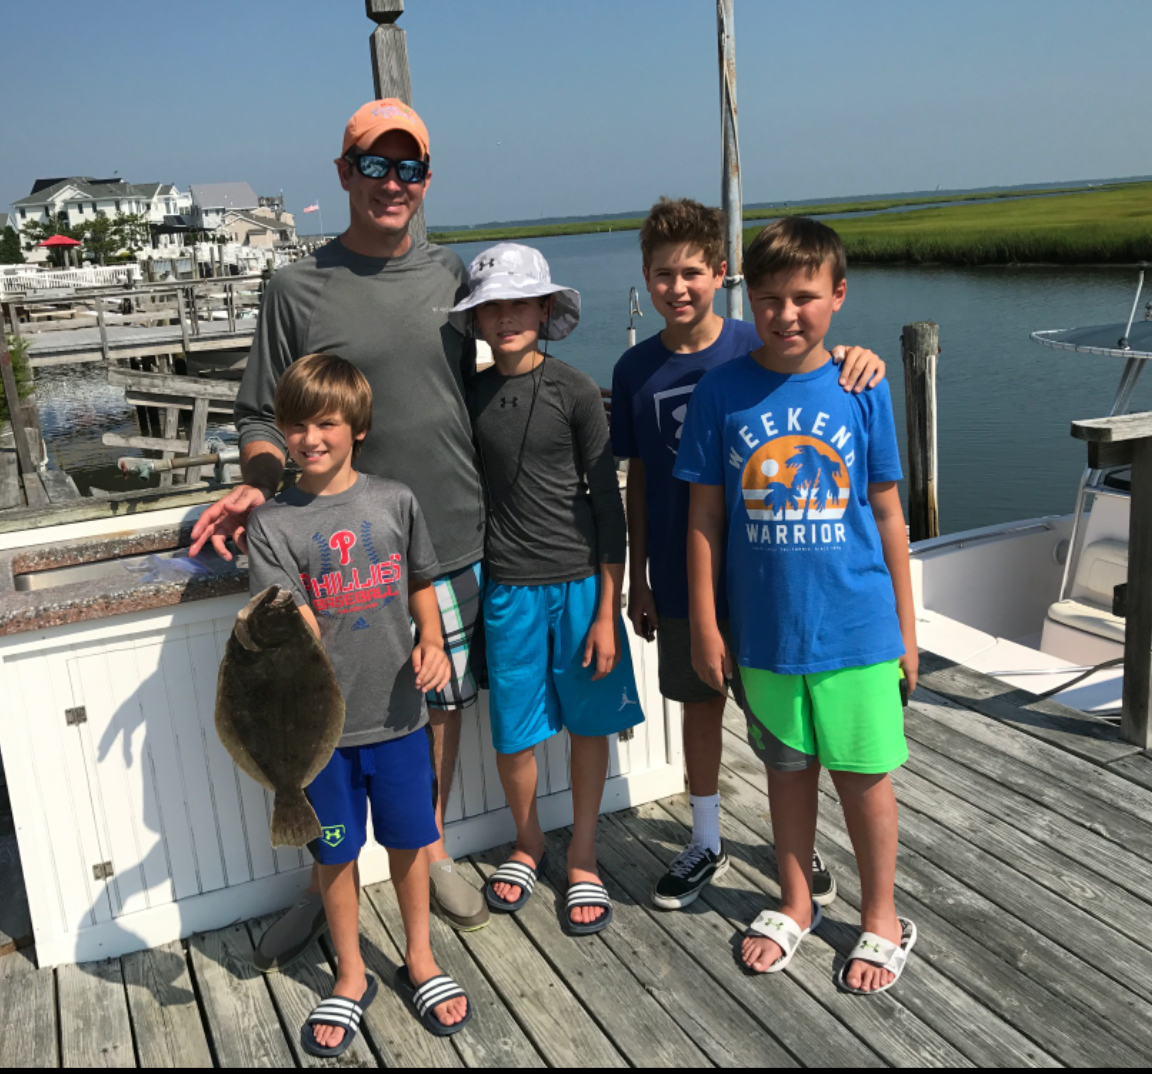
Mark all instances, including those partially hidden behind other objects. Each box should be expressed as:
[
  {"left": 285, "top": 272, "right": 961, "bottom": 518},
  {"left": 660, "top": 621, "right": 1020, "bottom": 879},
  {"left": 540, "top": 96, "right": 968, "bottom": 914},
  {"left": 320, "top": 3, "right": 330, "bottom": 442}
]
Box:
[
  {"left": 640, "top": 197, "right": 726, "bottom": 272},
  {"left": 744, "top": 216, "right": 846, "bottom": 289},
  {"left": 274, "top": 353, "right": 372, "bottom": 459}
]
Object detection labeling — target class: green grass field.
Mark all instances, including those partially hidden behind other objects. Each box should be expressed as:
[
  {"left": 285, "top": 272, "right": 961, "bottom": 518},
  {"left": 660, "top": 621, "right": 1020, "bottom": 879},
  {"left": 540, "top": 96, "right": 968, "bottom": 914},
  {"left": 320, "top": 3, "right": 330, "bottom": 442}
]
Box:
[
  {"left": 752, "top": 182, "right": 1152, "bottom": 265},
  {"left": 428, "top": 182, "right": 1114, "bottom": 248},
  {"left": 430, "top": 181, "right": 1152, "bottom": 264}
]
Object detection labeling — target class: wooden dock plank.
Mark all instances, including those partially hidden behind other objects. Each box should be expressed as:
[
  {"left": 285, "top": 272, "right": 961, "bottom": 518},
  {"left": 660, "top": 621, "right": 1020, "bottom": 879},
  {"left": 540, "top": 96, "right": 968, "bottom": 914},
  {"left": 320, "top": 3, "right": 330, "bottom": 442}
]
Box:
[
  {"left": 365, "top": 878, "right": 545, "bottom": 1068},
  {"left": 904, "top": 695, "right": 1152, "bottom": 860},
  {"left": 57, "top": 959, "right": 135, "bottom": 1068},
  {"left": 717, "top": 726, "right": 1147, "bottom": 1066},
  {"left": 448, "top": 859, "right": 628, "bottom": 1068},
  {"left": 594, "top": 813, "right": 883, "bottom": 1068},
  {"left": 533, "top": 827, "right": 797, "bottom": 1069},
  {"left": 1104, "top": 750, "right": 1152, "bottom": 791},
  {"left": 243, "top": 914, "right": 376, "bottom": 1069},
  {"left": 0, "top": 948, "right": 59, "bottom": 1068},
  {"left": 658, "top": 789, "right": 1059, "bottom": 1069},
  {"left": 188, "top": 924, "right": 295, "bottom": 1068},
  {"left": 612, "top": 804, "right": 974, "bottom": 1069},
  {"left": 321, "top": 889, "right": 463, "bottom": 1069},
  {"left": 121, "top": 941, "right": 213, "bottom": 1068},
  {"left": 470, "top": 842, "right": 713, "bottom": 1068},
  {"left": 917, "top": 651, "right": 1140, "bottom": 765}
]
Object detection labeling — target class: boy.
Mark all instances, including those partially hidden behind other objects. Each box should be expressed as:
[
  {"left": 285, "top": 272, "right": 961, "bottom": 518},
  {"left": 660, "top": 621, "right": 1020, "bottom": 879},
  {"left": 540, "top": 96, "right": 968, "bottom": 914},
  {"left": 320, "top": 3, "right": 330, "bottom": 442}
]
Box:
[
  {"left": 246, "top": 353, "right": 472, "bottom": 1051},
  {"left": 675, "top": 218, "right": 918, "bottom": 994},
  {"left": 450, "top": 244, "right": 642, "bottom": 935},
  {"left": 610, "top": 198, "right": 885, "bottom": 910}
]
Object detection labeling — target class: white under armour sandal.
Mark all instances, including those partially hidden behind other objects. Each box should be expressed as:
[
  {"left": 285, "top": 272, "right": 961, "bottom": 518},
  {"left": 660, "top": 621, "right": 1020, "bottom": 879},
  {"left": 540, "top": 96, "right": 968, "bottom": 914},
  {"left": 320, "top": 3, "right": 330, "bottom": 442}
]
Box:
[
  {"left": 742, "top": 900, "right": 823, "bottom": 975},
  {"left": 835, "top": 918, "right": 918, "bottom": 995}
]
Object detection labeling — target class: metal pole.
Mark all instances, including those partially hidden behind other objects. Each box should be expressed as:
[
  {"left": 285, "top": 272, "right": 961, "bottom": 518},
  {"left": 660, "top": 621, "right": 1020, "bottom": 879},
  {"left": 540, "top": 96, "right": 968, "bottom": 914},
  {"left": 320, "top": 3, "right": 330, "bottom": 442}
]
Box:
[{"left": 717, "top": 0, "right": 743, "bottom": 320}]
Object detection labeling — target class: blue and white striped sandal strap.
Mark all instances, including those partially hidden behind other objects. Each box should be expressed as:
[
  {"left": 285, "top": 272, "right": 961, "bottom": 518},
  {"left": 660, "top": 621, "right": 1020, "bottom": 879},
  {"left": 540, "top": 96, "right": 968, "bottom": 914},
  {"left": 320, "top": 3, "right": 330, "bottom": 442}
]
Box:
[
  {"left": 490, "top": 861, "right": 538, "bottom": 892},
  {"left": 566, "top": 882, "right": 610, "bottom": 909},
  {"left": 307, "top": 997, "right": 363, "bottom": 1030},
  {"left": 413, "top": 976, "right": 466, "bottom": 1018}
]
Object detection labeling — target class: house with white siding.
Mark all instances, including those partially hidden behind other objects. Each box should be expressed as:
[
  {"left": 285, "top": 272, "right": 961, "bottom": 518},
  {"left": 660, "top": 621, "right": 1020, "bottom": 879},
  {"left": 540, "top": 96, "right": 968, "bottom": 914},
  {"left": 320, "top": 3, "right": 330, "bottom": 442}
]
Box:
[{"left": 189, "top": 182, "right": 260, "bottom": 232}]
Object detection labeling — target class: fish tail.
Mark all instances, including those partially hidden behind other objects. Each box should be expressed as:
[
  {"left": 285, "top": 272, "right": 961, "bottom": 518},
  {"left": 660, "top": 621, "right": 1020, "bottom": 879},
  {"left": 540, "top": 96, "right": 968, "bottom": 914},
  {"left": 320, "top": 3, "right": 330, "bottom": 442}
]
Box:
[{"left": 269, "top": 789, "right": 322, "bottom": 848}]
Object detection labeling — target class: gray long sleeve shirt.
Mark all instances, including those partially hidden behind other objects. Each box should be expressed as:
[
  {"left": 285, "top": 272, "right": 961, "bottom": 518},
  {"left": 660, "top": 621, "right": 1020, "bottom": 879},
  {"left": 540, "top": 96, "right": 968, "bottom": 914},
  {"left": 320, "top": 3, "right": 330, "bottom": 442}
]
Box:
[
  {"left": 470, "top": 357, "right": 626, "bottom": 585},
  {"left": 235, "top": 238, "right": 485, "bottom": 574}
]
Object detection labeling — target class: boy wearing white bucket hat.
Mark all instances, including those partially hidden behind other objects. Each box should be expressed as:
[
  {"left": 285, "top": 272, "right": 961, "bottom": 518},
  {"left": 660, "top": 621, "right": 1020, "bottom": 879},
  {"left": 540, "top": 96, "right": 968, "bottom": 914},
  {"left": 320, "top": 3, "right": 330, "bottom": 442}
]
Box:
[{"left": 452, "top": 243, "right": 639, "bottom": 936}]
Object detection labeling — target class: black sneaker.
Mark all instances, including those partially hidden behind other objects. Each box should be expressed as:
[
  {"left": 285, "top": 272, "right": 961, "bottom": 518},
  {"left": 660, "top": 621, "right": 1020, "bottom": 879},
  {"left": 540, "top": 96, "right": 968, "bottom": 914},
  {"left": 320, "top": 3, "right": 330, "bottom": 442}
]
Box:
[
  {"left": 812, "top": 849, "right": 838, "bottom": 907},
  {"left": 653, "top": 841, "right": 730, "bottom": 910}
]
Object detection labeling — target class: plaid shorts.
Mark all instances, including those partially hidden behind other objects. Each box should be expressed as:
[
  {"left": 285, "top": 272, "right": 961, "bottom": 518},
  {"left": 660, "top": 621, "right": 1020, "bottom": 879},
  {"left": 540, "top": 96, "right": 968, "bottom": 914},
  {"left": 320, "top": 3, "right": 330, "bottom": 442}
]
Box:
[{"left": 426, "top": 560, "right": 484, "bottom": 710}]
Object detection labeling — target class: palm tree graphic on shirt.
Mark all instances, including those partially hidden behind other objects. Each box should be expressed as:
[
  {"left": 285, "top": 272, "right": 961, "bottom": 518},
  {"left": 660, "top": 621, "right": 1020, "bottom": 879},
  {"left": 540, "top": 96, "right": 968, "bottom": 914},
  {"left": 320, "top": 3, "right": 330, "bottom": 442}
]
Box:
[
  {"left": 787, "top": 444, "right": 845, "bottom": 520},
  {"left": 741, "top": 435, "right": 849, "bottom": 523}
]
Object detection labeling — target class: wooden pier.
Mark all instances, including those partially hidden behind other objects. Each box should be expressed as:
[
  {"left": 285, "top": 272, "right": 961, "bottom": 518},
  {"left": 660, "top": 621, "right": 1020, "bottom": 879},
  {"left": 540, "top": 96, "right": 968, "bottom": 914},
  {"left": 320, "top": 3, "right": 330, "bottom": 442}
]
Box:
[{"left": 3, "top": 652, "right": 1151, "bottom": 1068}]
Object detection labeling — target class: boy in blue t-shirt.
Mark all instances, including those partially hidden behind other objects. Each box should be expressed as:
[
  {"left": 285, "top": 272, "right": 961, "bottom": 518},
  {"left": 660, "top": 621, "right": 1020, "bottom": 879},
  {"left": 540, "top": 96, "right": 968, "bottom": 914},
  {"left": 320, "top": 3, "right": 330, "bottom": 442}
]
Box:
[
  {"left": 675, "top": 217, "right": 918, "bottom": 995},
  {"left": 610, "top": 198, "right": 885, "bottom": 911}
]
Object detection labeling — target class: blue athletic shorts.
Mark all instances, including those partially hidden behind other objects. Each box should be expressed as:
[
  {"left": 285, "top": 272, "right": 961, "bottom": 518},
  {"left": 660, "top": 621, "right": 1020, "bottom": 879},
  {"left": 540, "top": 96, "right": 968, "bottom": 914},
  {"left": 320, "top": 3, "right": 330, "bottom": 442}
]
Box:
[
  {"left": 485, "top": 575, "right": 644, "bottom": 754},
  {"left": 305, "top": 728, "right": 439, "bottom": 864}
]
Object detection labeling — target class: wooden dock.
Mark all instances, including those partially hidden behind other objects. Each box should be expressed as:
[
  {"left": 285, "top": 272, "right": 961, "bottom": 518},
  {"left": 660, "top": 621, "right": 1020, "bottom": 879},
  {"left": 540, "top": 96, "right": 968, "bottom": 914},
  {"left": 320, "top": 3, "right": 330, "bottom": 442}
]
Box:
[{"left": 3, "top": 651, "right": 1152, "bottom": 1067}]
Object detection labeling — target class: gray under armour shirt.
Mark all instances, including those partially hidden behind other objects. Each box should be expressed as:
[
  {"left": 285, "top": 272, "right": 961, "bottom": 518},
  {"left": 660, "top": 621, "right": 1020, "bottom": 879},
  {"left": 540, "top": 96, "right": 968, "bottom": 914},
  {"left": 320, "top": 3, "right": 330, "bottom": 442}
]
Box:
[
  {"left": 470, "top": 357, "right": 626, "bottom": 585},
  {"left": 235, "top": 238, "right": 485, "bottom": 574},
  {"left": 246, "top": 474, "right": 440, "bottom": 747}
]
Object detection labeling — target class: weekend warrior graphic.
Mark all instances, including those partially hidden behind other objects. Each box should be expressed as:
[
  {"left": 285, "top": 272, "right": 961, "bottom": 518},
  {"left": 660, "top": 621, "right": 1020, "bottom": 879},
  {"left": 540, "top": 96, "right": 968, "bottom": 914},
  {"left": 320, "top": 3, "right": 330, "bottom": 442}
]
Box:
[{"left": 735, "top": 405, "right": 855, "bottom": 550}]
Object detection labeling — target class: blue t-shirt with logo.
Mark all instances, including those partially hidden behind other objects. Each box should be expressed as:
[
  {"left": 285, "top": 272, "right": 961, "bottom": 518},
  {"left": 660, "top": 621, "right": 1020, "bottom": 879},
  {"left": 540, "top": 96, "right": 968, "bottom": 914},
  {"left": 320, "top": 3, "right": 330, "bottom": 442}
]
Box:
[
  {"left": 610, "top": 319, "right": 762, "bottom": 618},
  {"left": 674, "top": 355, "right": 905, "bottom": 674}
]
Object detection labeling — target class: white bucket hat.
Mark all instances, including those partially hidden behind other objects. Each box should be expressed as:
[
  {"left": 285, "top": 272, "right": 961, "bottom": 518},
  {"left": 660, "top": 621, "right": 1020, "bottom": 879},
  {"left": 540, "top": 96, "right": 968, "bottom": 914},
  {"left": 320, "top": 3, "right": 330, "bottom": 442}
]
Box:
[{"left": 450, "top": 243, "right": 580, "bottom": 341}]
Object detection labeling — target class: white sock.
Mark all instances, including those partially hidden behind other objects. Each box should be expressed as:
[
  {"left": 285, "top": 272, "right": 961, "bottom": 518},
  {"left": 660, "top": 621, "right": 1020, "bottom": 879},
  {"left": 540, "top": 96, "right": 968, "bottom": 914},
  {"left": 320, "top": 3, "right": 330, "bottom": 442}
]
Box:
[{"left": 690, "top": 793, "right": 721, "bottom": 855}]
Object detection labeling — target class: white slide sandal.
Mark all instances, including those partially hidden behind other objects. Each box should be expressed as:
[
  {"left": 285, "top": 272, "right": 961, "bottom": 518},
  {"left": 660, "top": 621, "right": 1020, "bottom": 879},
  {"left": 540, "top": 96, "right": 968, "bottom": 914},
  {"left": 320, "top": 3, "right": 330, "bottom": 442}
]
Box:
[
  {"left": 836, "top": 918, "right": 918, "bottom": 995},
  {"left": 743, "top": 900, "right": 823, "bottom": 974}
]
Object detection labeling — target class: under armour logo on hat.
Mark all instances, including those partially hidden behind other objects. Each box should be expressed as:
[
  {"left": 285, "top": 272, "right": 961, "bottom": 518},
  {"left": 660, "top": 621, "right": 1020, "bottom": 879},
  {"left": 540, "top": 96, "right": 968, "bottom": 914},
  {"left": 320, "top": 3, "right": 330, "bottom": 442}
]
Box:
[{"left": 477, "top": 257, "right": 496, "bottom": 271}]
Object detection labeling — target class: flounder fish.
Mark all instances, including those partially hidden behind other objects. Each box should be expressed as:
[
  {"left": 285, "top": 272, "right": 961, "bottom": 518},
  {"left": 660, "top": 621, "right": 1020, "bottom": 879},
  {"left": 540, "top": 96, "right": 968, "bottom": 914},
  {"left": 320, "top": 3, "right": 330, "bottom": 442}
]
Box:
[{"left": 215, "top": 585, "right": 345, "bottom": 847}]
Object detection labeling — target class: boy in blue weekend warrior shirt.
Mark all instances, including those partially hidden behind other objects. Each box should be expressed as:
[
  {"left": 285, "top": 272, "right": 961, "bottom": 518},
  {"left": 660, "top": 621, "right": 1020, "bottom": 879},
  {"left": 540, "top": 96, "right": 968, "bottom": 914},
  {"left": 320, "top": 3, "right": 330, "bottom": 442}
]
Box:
[
  {"left": 676, "top": 217, "right": 919, "bottom": 995},
  {"left": 611, "top": 198, "right": 885, "bottom": 911}
]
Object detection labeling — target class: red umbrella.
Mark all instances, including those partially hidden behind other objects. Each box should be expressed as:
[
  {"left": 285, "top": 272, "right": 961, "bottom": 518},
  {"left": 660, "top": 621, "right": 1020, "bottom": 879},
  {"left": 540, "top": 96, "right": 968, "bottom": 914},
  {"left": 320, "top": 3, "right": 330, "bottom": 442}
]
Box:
[{"left": 37, "top": 235, "right": 82, "bottom": 247}]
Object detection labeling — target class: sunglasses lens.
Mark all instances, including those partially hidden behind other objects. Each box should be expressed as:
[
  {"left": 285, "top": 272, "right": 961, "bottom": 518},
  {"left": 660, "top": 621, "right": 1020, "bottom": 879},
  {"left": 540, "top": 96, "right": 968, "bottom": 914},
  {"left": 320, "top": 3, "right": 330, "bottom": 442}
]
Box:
[
  {"left": 397, "top": 161, "right": 426, "bottom": 183},
  {"left": 357, "top": 155, "right": 388, "bottom": 179}
]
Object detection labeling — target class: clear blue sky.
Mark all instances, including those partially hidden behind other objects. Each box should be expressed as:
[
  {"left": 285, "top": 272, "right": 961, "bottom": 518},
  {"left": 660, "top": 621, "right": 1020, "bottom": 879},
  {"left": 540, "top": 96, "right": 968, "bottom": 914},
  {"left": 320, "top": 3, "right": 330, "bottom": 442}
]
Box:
[{"left": 1, "top": 0, "right": 1148, "bottom": 232}]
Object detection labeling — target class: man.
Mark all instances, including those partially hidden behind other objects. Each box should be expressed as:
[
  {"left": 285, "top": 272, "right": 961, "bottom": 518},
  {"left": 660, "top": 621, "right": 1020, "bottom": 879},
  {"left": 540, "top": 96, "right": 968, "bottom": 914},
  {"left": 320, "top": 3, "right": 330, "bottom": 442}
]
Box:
[{"left": 190, "top": 99, "right": 491, "bottom": 967}]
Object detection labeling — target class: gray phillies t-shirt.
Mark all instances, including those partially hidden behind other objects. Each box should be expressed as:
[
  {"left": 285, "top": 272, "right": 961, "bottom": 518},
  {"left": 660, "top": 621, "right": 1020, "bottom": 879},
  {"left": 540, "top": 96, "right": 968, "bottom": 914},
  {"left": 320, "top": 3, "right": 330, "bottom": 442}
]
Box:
[
  {"left": 470, "top": 357, "right": 627, "bottom": 585},
  {"left": 235, "top": 237, "right": 485, "bottom": 574},
  {"left": 246, "top": 474, "right": 440, "bottom": 748}
]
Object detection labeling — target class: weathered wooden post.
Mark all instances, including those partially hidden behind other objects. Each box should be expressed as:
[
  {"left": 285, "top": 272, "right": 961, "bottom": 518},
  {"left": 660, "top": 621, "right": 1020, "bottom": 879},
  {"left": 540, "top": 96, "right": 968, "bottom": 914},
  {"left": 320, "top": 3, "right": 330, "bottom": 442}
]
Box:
[
  {"left": 901, "top": 321, "right": 941, "bottom": 542},
  {"left": 1071, "top": 412, "right": 1152, "bottom": 748},
  {"left": 716, "top": 0, "right": 743, "bottom": 320},
  {"left": 0, "top": 306, "right": 41, "bottom": 504},
  {"left": 366, "top": 0, "right": 426, "bottom": 244}
]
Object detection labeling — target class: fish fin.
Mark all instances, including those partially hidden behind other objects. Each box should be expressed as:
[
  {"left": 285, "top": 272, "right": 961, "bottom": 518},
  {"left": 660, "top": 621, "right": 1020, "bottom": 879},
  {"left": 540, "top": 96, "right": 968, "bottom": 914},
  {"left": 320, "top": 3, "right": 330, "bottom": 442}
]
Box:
[{"left": 270, "top": 789, "right": 322, "bottom": 848}]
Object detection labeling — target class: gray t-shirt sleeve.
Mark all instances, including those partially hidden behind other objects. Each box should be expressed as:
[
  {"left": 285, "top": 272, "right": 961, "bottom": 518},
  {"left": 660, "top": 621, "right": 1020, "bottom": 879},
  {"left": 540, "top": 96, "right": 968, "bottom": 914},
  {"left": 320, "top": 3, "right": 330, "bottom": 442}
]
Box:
[
  {"left": 406, "top": 493, "right": 440, "bottom": 583},
  {"left": 246, "top": 509, "right": 309, "bottom": 607},
  {"left": 567, "top": 374, "right": 627, "bottom": 565}
]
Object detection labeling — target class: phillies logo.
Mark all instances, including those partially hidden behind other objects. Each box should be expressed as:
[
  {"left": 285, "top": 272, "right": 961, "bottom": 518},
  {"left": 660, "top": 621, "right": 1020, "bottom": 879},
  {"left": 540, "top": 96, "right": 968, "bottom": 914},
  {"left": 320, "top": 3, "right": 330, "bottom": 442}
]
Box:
[{"left": 329, "top": 530, "right": 357, "bottom": 566}]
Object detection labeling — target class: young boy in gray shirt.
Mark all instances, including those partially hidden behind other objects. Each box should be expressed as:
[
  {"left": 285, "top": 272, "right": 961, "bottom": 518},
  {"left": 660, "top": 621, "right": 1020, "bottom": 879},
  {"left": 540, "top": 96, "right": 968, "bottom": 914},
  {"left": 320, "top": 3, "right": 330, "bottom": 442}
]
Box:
[{"left": 246, "top": 353, "right": 472, "bottom": 1050}]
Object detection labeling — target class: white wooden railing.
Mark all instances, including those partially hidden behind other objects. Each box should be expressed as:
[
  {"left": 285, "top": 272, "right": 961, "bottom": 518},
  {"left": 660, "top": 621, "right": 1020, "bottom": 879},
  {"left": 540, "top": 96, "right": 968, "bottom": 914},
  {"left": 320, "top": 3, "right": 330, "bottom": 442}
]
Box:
[{"left": 0, "top": 264, "right": 140, "bottom": 295}]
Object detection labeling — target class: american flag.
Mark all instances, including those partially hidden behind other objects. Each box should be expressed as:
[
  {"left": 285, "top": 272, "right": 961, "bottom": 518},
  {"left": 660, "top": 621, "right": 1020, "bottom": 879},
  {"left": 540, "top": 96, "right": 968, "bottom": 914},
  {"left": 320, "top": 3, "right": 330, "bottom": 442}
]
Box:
[{"left": 303, "top": 203, "right": 319, "bottom": 213}]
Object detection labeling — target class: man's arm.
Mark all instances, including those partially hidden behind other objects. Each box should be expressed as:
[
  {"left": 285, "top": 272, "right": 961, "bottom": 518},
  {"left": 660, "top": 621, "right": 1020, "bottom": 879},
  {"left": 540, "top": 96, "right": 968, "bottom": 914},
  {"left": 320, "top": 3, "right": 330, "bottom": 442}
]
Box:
[
  {"left": 188, "top": 440, "right": 286, "bottom": 559},
  {"left": 869, "top": 481, "right": 918, "bottom": 693},
  {"left": 686, "top": 482, "right": 730, "bottom": 692},
  {"left": 625, "top": 461, "right": 657, "bottom": 641}
]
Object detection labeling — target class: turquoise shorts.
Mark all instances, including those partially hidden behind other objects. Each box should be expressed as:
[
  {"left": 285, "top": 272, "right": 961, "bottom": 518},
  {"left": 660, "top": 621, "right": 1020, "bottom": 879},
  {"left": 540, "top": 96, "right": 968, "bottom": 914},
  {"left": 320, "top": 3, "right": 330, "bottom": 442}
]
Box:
[{"left": 484, "top": 576, "right": 644, "bottom": 754}]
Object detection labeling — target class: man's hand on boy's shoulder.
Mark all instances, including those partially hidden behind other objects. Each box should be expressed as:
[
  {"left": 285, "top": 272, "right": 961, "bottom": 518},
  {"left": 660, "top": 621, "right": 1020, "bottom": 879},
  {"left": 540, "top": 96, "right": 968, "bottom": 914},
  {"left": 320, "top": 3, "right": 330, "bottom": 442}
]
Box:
[
  {"left": 189, "top": 483, "right": 272, "bottom": 559},
  {"left": 832, "top": 345, "right": 885, "bottom": 393},
  {"left": 413, "top": 636, "right": 452, "bottom": 695},
  {"left": 584, "top": 615, "right": 621, "bottom": 681}
]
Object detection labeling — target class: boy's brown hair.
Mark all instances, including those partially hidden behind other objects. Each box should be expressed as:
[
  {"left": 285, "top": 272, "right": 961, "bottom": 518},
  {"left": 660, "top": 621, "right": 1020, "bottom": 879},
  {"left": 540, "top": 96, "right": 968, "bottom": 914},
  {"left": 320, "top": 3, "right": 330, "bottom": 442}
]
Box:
[
  {"left": 744, "top": 216, "right": 846, "bottom": 289},
  {"left": 640, "top": 197, "right": 726, "bottom": 271},
  {"left": 274, "top": 353, "right": 372, "bottom": 459}
]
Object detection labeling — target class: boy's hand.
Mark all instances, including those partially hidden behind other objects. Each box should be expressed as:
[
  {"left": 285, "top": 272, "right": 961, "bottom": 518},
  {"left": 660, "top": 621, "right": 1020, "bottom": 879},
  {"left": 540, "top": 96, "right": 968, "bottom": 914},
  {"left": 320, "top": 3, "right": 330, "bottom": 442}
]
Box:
[
  {"left": 900, "top": 650, "right": 919, "bottom": 696},
  {"left": 691, "top": 625, "right": 731, "bottom": 694},
  {"left": 627, "top": 583, "right": 658, "bottom": 642},
  {"left": 413, "top": 638, "right": 451, "bottom": 694},
  {"left": 583, "top": 616, "right": 621, "bottom": 681},
  {"left": 832, "top": 345, "right": 885, "bottom": 393}
]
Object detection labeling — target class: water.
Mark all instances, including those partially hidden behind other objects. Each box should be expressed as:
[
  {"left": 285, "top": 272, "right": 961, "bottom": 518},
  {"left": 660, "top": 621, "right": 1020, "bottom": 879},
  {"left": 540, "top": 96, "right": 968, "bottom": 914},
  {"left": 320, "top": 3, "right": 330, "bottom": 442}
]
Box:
[{"left": 32, "top": 229, "right": 1152, "bottom": 533}]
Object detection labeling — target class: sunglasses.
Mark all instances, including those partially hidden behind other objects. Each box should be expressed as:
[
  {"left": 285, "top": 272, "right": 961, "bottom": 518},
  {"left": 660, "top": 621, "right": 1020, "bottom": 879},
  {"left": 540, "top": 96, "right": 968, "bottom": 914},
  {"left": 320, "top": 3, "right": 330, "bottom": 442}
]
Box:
[{"left": 345, "top": 153, "right": 429, "bottom": 184}]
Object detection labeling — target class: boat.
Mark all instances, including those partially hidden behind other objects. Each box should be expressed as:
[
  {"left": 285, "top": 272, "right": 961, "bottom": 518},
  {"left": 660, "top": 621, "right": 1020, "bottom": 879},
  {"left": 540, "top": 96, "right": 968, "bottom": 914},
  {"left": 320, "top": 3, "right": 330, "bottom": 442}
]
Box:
[{"left": 911, "top": 273, "right": 1151, "bottom": 718}]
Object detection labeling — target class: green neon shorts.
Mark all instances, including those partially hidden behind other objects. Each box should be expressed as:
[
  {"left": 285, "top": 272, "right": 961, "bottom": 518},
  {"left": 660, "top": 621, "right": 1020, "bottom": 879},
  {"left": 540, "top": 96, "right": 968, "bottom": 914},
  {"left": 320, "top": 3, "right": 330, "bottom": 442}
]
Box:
[{"left": 740, "top": 659, "right": 908, "bottom": 775}]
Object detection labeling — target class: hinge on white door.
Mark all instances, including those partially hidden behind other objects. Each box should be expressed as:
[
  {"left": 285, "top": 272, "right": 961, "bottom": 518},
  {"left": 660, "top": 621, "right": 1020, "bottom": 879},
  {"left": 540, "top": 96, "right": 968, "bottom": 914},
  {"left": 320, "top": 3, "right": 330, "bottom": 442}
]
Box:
[
  {"left": 65, "top": 706, "right": 87, "bottom": 726},
  {"left": 92, "top": 861, "right": 114, "bottom": 881},
  {"left": 619, "top": 727, "right": 635, "bottom": 742}
]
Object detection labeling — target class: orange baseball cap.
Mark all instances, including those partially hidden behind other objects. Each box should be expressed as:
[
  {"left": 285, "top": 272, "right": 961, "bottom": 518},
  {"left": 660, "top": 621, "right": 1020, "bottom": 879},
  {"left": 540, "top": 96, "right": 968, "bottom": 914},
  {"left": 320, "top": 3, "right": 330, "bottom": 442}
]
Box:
[{"left": 342, "top": 99, "right": 430, "bottom": 159}]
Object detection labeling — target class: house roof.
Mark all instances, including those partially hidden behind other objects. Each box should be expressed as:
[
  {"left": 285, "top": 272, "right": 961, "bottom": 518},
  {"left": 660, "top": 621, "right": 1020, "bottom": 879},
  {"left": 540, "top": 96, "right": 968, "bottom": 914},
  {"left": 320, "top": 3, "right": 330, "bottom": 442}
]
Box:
[
  {"left": 190, "top": 182, "right": 259, "bottom": 211},
  {"left": 14, "top": 177, "right": 180, "bottom": 207}
]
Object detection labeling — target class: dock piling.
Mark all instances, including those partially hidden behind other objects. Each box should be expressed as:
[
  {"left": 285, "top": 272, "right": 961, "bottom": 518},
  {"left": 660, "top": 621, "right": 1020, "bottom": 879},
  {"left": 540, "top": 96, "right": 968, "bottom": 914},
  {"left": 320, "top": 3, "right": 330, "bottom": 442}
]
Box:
[
  {"left": 902, "top": 321, "right": 942, "bottom": 542},
  {"left": 1071, "top": 412, "right": 1152, "bottom": 748}
]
